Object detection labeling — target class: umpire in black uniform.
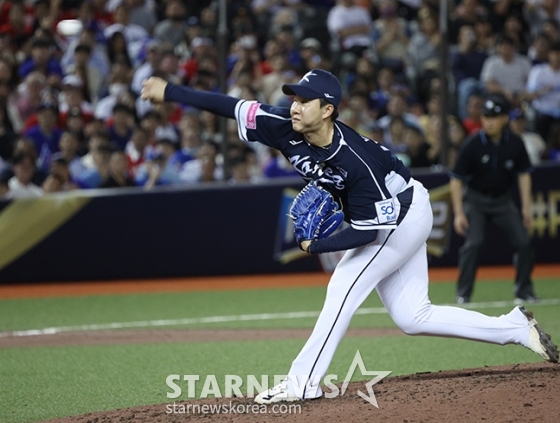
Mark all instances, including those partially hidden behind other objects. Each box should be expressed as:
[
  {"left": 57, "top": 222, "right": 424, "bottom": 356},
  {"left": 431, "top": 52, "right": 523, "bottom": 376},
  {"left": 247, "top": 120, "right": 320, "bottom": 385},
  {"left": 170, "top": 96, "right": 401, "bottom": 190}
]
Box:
[{"left": 450, "top": 93, "right": 537, "bottom": 304}]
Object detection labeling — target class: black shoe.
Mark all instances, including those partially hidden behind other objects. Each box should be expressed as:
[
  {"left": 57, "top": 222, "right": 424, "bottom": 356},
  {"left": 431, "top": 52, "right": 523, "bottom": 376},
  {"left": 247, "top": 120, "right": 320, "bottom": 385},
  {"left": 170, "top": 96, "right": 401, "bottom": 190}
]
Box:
[
  {"left": 514, "top": 294, "right": 541, "bottom": 306},
  {"left": 456, "top": 296, "right": 470, "bottom": 304}
]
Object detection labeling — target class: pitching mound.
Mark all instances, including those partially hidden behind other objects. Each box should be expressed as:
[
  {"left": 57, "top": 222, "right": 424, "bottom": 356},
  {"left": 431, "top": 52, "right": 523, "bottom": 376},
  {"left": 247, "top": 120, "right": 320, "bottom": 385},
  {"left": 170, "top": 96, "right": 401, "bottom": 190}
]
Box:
[{"left": 42, "top": 362, "right": 558, "bottom": 423}]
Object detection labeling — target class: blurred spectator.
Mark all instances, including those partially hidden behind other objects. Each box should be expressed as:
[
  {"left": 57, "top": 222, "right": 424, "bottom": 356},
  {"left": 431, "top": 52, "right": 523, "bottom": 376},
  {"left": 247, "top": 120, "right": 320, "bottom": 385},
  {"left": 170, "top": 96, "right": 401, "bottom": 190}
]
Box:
[
  {"left": 491, "top": 0, "right": 525, "bottom": 33},
  {"left": 449, "top": 0, "right": 488, "bottom": 45},
  {"left": 298, "top": 37, "right": 327, "bottom": 73},
  {"left": 474, "top": 14, "right": 497, "bottom": 54},
  {"left": 502, "top": 12, "right": 530, "bottom": 54},
  {"left": 169, "top": 123, "right": 202, "bottom": 171},
  {"left": 23, "top": 101, "right": 62, "bottom": 172},
  {"left": 106, "top": 31, "right": 133, "bottom": 69},
  {"left": 480, "top": 35, "right": 532, "bottom": 108},
  {"left": 525, "top": 40, "right": 560, "bottom": 147},
  {"left": 258, "top": 52, "right": 296, "bottom": 105},
  {"left": 18, "top": 37, "right": 63, "bottom": 85},
  {"left": 377, "top": 92, "right": 420, "bottom": 147},
  {"left": 103, "top": 4, "right": 149, "bottom": 66},
  {"left": 66, "top": 44, "right": 104, "bottom": 105},
  {"left": 327, "top": 0, "right": 372, "bottom": 71},
  {"left": 524, "top": 0, "right": 560, "bottom": 37},
  {"left": 94, "top": 62, "right": 133, "bottom": 121},
  {"left": 540, "top": 18, "right": 560, "bottom": 43},
  {"left": 447, "top": 115, "right": 468, "bottom": 167},
  {"left": 339, "top": 93, "right": 374, "bottom": 135},
  {"left": 125, "top": 0, "right": 157, "bottom": 34},
  {"left": 179, "top": 140, "right": 222, "bottom": 183},
  {"left": 100, "top": 149, "right": 136, "bottom": 188},
  {"left": 229, "top": 34, "right": 265, "bottom": 83},
  {"left": 159, "top": 48, "right": 186, "bottom": 87},
  {"left": 5, "top": 152, "right": 43, "bottom": 198},
  {"left": 262, "top": 148, "right": 299, "bottom": 178},
  {"left": 107, "top": 103, "right": 135, "bottom": 150},
  {"left": 418, "top": 92, "right": 465, "bottom": 165},
  {"left": 387, "top": 115, "right": 407, "bottom": 154},
  {"left": 81, "top": 0, "right": 114, "bottom": 31},
  {"left": 52, "top": 130, "right": 87, "bottom": 182},
  {"left": 406, "top": 8, "right": 441, "bottom": 105},
  {"left": 462, "top": 93, "right": 484, "bottom": 135},
  {"left": 77, "top": 144, "right": 112, "bottom": 188},
  {"left": 59, "top": 74, "right": 95, "bottom": 125},
  {"left": 16, "top": 71, "right": 47, "bottom": 122},
  {"left": 528, "top": 31, "right": 552, "bottom": 65},
  {"left": 199, "top": 110, "right": 222, "bottom": 144},
  {"left": 0, "top": 1, "right": 33, "bottom": 53},
  {"left": 372, "top": 0, "right": 410, "bottom": 76},
  {"left": 61, "top": 27, "right": 111, "bottom": 80},
  {"left": 227, "top": 152, "right": 263, "bottom": 185},
  {"left": 509, "top": 108, "right": 546, "bottom": 166},
  {"left": 131, "top": 40, "right": 162, "bottom": 96},
  {"left": 136, "top": 138, "right": 180, "bottom": 189},
  {"left": 183, "top": 36, "right": 217, "bottom": 84},
  {"left": 227, "top": 69, "right": 256, "bottom": 99},
  {"left": 369, "top": 67, "right": 396, "bottom": 118},
  {"left": 49, "top": 156, "right": 79, "bottom": 191},
  {"left": 153, "top": 0, "right": 188, "bottom": 48},
  {"left": 198, "top": 6, "right": 217, "bottom": 40},
  {"left": 65, "top": 107, "right": 86, "bottom": 144},
  {"left": 152, "top": 102, "right": 180, "bottom": 144},
  {"left": 81, "top": 130, "right": 111, "bottom": 170},
  {"left": 451, "top": 25, "right": 488, "bottom": 120},
  {"left": 402, "top": 124, "right": 433, "bottom": 168},
  {"left": 125, "top": 126, "right": 149, "bottom": 177},
  {"left": 41, "top": 172, "right": 65, "bottom": 193},
  {"left": 347, "top": 56, "right": 376, "bottom": 96}
]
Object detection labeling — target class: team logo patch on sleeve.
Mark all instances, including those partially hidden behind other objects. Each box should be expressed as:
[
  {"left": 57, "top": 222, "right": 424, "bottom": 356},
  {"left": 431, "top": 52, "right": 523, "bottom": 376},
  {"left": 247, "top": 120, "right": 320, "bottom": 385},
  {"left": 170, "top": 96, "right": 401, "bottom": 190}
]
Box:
[{"left": 246, "top": 103, "right": 260, "bottom": 129}]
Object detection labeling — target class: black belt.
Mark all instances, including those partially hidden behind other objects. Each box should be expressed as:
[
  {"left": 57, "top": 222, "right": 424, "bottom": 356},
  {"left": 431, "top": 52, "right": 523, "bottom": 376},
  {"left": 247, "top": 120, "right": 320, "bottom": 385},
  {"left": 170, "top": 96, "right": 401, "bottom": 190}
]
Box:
[{"left": 469, "top": 188, "right": 508, "bottom": 198}]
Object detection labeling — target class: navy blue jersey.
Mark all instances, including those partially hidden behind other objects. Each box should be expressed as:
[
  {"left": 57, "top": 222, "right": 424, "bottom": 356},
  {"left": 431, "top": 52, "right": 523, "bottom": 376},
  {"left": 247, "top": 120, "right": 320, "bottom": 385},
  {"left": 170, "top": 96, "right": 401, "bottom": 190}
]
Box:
[{"left": 235, "top": 101, "right": 412, "bottom": 230}]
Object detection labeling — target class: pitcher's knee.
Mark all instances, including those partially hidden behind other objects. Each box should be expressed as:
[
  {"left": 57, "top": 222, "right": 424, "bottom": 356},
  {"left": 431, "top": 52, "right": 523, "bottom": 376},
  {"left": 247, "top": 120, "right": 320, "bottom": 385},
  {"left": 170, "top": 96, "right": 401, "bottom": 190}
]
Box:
[{"left": 393, "top": 314, "right": 424, "bottom": 336}]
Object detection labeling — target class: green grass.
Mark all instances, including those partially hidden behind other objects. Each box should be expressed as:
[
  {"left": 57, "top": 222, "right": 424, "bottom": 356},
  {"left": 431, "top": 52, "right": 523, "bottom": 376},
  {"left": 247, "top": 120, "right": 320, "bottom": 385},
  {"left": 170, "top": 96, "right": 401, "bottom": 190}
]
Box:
[{"left": 0, "top": 277, "right": 559, "bottom": 422}]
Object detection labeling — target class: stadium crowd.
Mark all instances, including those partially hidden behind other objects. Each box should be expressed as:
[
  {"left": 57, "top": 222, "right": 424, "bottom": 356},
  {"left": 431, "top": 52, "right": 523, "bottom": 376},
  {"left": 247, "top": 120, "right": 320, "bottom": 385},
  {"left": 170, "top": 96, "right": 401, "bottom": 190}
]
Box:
[{"left": 0, "top": 0, "right": 559, "bottom": 198}]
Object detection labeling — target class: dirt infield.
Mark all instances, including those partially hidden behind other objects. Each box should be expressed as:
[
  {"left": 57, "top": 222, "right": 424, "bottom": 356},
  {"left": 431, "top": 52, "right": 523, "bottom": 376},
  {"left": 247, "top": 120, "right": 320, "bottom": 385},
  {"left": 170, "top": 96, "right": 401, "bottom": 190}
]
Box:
[
  {"left": 41, "top": 363, "right": 559, "bottom": 423},
  {"left": 2, "top": 264, "right": 559, "bottom": 299},
  {"left": 0, "top": 327, "right": 405, "bottom": 348},
  {"left": 7, "top": 327, "right": 556, "bottom": 423}
]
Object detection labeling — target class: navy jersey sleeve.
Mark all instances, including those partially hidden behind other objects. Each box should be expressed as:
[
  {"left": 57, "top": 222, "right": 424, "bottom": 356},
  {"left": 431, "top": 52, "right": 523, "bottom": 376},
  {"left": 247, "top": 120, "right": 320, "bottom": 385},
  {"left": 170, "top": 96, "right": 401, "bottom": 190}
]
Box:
[
  {"left": 164, "top": 84, "right": 239, "bottom": 119},
  {"left": 234, "top": 100, "right": 292, "bottom": 149}
]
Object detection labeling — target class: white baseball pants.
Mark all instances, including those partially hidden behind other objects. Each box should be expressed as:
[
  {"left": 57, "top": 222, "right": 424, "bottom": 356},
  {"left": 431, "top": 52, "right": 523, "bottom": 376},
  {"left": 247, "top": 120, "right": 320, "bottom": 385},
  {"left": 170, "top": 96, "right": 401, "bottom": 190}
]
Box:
[{"left": 287, "top": 180, "right": 532, "bottom": 399}]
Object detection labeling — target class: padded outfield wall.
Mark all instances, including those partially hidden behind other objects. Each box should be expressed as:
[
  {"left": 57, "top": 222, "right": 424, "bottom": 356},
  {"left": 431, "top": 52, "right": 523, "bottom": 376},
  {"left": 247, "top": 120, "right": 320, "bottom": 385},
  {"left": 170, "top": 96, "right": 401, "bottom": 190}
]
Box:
[{"left": 0, "top": 164, "right": 558, "bottom": 283}]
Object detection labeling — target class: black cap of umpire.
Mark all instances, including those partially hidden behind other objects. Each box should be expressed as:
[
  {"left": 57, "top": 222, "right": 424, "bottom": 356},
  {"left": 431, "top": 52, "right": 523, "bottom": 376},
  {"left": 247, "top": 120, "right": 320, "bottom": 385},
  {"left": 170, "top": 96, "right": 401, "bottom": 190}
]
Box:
[{"left": 482, "top": 94, "right": 510, "bottom": 117}]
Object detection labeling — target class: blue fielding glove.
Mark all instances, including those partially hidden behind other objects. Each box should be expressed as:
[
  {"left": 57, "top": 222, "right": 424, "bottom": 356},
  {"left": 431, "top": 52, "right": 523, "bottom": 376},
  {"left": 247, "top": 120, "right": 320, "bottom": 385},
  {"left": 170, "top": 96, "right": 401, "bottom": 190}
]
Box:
[{"left": 288, "top": 181, "right": 344, "bottom": 246}]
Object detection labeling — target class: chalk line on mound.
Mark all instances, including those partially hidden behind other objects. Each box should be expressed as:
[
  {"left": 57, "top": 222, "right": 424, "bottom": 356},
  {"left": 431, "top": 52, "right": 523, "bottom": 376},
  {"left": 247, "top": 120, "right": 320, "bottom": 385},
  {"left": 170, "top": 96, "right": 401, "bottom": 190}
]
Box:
[{"left": 1, "top": 298, "right": 559, "bottom": 337}]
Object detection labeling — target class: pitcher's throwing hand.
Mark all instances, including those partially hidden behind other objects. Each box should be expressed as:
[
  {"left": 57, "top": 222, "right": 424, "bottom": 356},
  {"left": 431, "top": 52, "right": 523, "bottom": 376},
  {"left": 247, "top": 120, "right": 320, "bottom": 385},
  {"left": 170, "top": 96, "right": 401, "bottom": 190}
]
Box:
[{"left": 141, "top": 77, "right": 168, "bottom": 103}]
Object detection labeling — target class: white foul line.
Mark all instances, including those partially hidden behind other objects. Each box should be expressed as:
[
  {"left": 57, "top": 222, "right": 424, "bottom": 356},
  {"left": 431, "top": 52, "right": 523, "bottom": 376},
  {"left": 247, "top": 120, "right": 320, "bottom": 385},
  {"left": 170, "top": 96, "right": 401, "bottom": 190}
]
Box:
[{"left": 1, "top": 298, "right": 559, "bottom": 338}]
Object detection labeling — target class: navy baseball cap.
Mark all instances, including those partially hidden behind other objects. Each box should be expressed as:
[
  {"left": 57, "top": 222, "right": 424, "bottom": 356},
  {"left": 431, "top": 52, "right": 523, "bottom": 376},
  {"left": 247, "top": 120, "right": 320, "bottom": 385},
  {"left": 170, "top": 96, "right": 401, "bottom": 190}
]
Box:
[
  {"left": 482, "top": 94, "right": 510, "bottom": 117},
  {"left": 282, "top": 69, "right": 342, "bottom": 108}
]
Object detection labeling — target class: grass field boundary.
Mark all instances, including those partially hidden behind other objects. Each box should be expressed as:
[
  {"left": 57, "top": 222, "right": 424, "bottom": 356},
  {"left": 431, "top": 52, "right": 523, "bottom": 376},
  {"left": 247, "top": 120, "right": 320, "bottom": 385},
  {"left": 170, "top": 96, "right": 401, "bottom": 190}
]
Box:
[{"left": 2, "top": 298, "right": 559, "bottom": 338}]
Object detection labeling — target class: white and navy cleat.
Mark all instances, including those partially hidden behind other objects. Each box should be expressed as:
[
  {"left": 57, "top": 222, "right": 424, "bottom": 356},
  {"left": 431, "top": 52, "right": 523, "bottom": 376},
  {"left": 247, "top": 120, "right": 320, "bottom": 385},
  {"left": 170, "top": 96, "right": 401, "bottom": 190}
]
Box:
[
  {"left": 519, "top": 306, "right": 559, "bottom": 363},
  {"left": 254, "top": 379, "right": 301, "bottom": 404}
]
